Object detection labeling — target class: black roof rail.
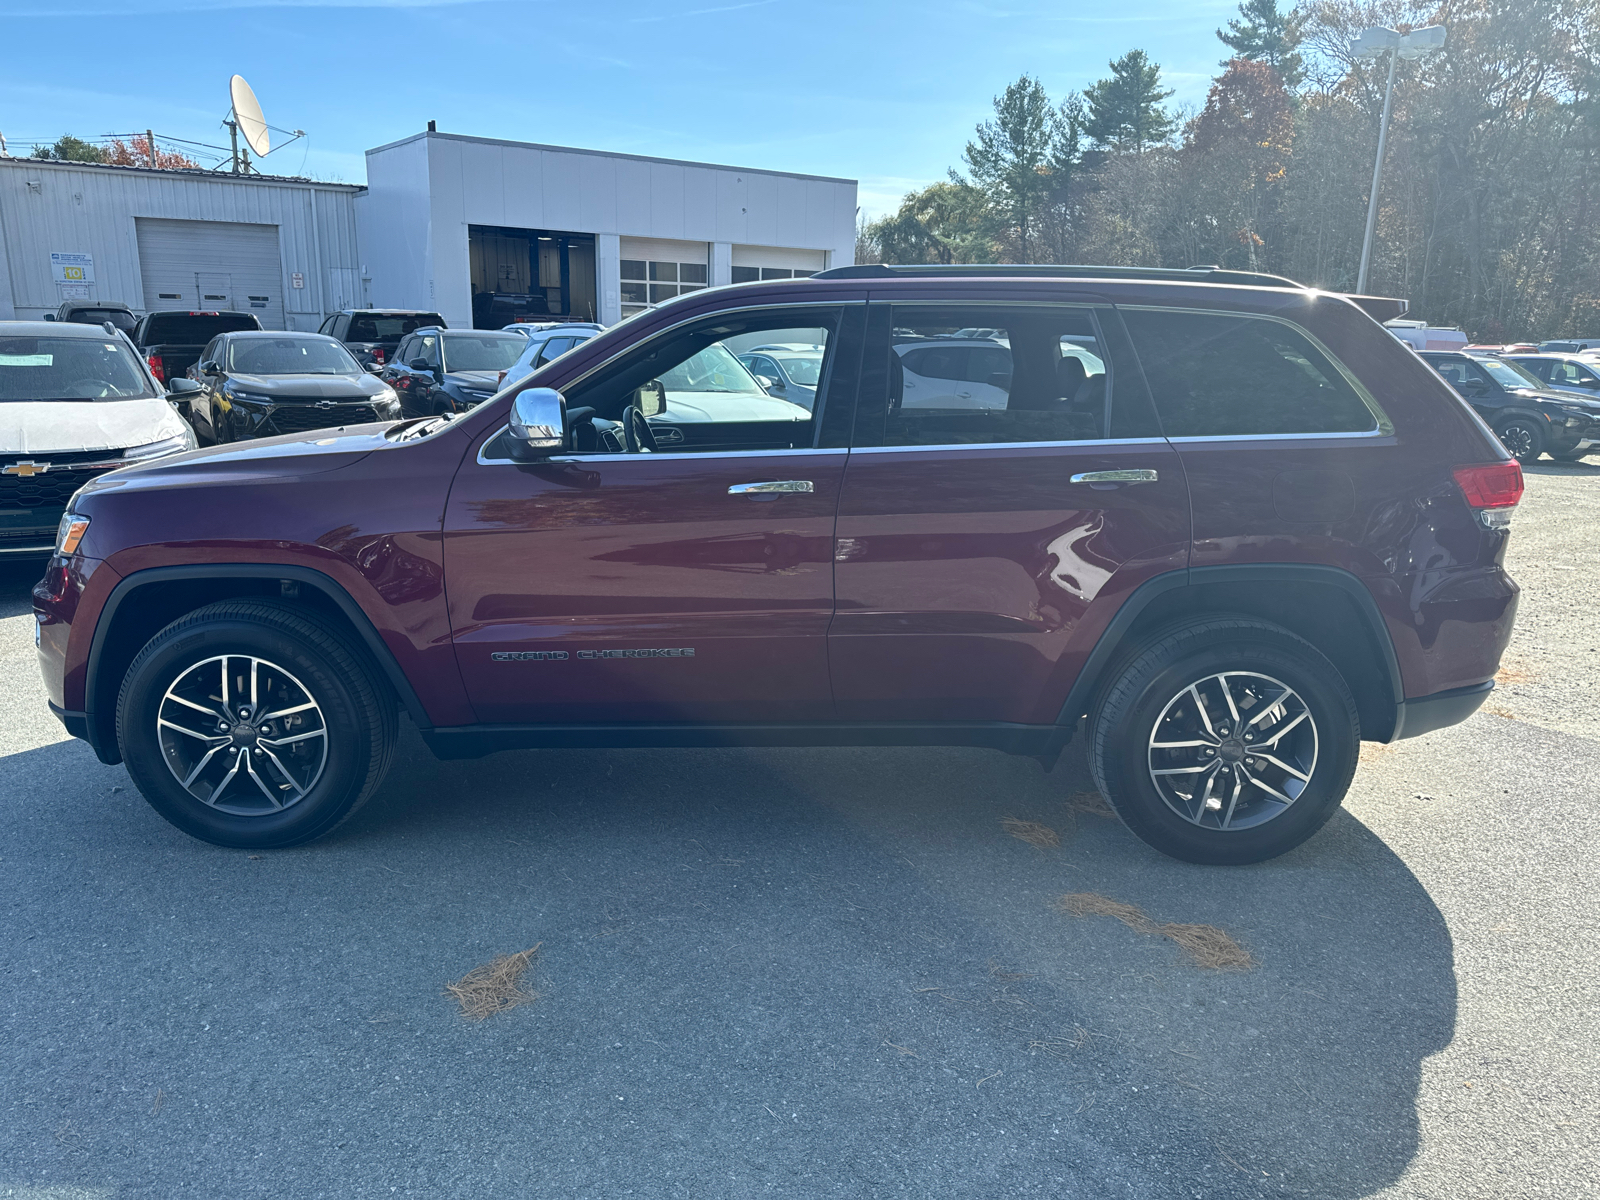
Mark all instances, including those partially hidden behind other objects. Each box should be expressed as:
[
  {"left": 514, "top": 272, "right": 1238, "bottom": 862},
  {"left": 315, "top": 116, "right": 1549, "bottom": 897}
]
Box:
[
  {"left": 812, "top": 263, "right": 1305, "bottom": 288},
  {"left": 809, "top": 262, "right": 1409, "bottom": 321}
]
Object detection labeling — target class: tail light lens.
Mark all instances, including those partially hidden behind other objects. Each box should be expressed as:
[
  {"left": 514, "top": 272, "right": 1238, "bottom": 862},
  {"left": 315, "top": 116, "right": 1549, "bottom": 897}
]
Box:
[
  {"left": 1453, "top": 460, "right": 1523, "bottom": 528},
  {"left": 146, "top": 353, "right": 166, "bottom": 384},
  {"left": 372, "top": 348, "right": 386, "bottom": 363}
]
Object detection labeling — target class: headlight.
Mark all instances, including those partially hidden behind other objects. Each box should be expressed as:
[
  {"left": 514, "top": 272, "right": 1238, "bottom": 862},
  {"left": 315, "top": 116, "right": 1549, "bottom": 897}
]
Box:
[
  {"left": 55, "top": 512, "right": 90, "bottom": 556},
  {"left": 225, "top": 388, "right": 272, "bottom": 405},
  {"left": 123, "top": 431, "right": 197, "bottom": 461}
]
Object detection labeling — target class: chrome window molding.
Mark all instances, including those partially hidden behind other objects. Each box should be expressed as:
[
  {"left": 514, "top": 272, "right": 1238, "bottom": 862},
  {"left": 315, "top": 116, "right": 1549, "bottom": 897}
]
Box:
[
  {"left": 1114, "top": 303, "right": 1395, "bottom": 437},
  {"left": 476, "top": 433, "right": 843, "bottom": 466},
  {"left": 850, "top": 437, "right": 1170, "bottom": 455},
  {"left": 1166, "top": 430, "right": 1395, "bottom": 444}
]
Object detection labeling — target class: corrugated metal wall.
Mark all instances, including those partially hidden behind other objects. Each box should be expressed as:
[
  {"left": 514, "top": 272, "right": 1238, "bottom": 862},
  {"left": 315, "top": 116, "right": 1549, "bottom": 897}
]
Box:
[{"left": 0, "top": 160, "right": 362, "bottom": 329}]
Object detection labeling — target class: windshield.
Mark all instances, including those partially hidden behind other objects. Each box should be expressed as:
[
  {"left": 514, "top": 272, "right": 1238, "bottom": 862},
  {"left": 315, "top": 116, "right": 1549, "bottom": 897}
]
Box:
[
  {"left": 348, "top": 314, "right": 443, "bottom": 342},
  {"left": 1478, "top": 357, "right": 1544, "bottom": 390},
  {"left": 660, "top": 344, "right": 766, "bottom": 394},
  {"left": 442, "top": 335, "right": 525, "bottom": 372},
  {"left": 0, "top": 335, "right": 157, "bottom": 401},
  {"left": 776, "top": 355, "right": 823, "bottom": 385},
  {"left": 228, "top": 337, "right": 360, "bottom": 376}
]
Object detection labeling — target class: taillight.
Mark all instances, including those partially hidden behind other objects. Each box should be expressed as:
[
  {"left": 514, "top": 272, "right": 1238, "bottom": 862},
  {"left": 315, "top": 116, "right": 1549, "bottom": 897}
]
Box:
[
  {"left": 1453, "top": 460, "right": 1522, "bottom": 528},
  {"left": 146, "top": 353, "right": 165, "bottom": 383},
  {"left": 372, "top": 348, "right": 386, "bottom": 363}
]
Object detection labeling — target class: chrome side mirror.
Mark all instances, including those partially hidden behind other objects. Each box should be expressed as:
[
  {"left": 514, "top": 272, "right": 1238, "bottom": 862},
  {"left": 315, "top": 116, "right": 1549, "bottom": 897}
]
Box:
[{"left": 508, "top": 387, "right": 565, "bottom": 461}]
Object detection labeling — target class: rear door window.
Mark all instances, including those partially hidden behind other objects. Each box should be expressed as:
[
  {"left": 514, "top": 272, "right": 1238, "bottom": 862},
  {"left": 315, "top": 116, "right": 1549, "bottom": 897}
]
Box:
[
  {"left": 141, "top": 312, "right": 260, "bottom": 344},
  {"left": 535, "top": 337, "right": 574, "bottom": 368},
  {"left": 348, "top": 314, "right": 445, "bottom": 342},
  {"left": 1122, "top": 309, "right": 1383, "bottom": 437},
  {"left": 857, "top": 305, "right": 1135, "bottom": 446}
]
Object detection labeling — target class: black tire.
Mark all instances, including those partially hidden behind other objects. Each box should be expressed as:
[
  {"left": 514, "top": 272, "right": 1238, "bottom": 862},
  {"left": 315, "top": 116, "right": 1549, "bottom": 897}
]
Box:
[
  {"left": 1494, "top": 416, "right": 1545, "bottom": 464},
  {"left": 1088, "top": 618, "right": 1360, "bottom": 865},
  {"left": 116, "top": 600, "right": 398, "bottom": 848}
]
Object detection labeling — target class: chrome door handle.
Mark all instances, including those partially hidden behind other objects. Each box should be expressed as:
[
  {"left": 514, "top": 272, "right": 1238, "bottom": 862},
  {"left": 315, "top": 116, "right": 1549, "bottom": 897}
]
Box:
[
  {"left": 1070, "top": 469, "right": 1159, "bottom": 485},
  {"left": 728, "top": 480, "right": 814, "bottom": 496}
]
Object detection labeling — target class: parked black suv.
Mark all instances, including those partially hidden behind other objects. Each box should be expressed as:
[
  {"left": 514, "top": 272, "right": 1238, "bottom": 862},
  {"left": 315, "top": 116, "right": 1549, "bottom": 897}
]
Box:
[
  {"left": 379, "top": 327, "right": 526, "bottom": 416},
  {"left": 1420, "top": 350, "right": 1600, "bottom": 462},
  {"left": 46, "top": 300, "right": 138, "bottom": 334},
  {"left": 317, "top": 310, "right": 446, "bottom": 368}
]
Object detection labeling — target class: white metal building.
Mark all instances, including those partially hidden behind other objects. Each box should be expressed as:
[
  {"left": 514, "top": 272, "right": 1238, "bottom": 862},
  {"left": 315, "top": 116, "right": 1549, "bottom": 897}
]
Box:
[
  {"left": 0, "top": 132, "right": 857, "bottom": 331},
  {"left": 0, "top": 157, "right": 363, "bottom": 329}
]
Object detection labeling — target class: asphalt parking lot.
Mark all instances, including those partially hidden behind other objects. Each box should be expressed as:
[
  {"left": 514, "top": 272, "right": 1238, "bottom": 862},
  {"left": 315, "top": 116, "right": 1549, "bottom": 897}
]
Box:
[{"left": 1, "top": 467, "right": 1595, "bottom": 1200}]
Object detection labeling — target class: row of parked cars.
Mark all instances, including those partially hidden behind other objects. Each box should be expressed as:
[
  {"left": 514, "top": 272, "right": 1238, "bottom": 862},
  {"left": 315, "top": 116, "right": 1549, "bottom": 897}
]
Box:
[{"left": 1418, "top": 345, "right": 1600, "bottom": 464}]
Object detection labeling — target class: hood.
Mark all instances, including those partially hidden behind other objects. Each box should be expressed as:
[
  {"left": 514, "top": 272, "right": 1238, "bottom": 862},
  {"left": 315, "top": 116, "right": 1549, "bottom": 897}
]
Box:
[
  {"left": 658, "top": 391, "right": 812, "bottom": 424},
  {"left": 0, "top": 397, "right": 189, "bottom": 455},
  {"left": 227, "top": 373, "right": 388, "bottom": 401},
  {"left": 73, "top": 425, "right": 395, "bottom": 504},
  {"left": 1516, "top": 387, "right": 1600, "bottom": 411},
  {"left": 445, "top": 370, "right": 502, "bottom": 390}
]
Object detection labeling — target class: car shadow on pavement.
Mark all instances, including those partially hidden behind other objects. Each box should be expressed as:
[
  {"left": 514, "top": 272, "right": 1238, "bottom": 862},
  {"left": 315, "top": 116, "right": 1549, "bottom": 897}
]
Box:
[{"left": 0, "top": 722, "right": 1455, "bottom": 1199}]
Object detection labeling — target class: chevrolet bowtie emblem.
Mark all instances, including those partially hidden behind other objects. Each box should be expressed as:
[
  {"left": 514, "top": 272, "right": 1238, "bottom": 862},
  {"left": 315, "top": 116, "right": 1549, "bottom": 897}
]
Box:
[{"left": 2, "top": 460, "right": 48, "bottom": 477}]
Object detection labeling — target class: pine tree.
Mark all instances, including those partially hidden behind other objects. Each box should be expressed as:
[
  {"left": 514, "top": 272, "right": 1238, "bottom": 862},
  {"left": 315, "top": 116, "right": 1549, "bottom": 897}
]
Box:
[
  {"left": 958, "top": 76, "right": 1081, "bottom": 259},
  {"left": 1083, "top": 51, "right": 1177, "bottom": 153},
  {"left": 1216, "top": 0, "right": 1303, "bottom": 90},
  {"left": 30, "top": 135, "right": 106, "bottom": 163}
]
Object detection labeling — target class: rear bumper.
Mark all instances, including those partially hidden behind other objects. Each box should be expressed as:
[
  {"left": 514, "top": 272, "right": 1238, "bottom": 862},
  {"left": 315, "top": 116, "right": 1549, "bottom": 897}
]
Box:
[{"left": 1393, "top": 680, "right": 1495, "bottom": 740}]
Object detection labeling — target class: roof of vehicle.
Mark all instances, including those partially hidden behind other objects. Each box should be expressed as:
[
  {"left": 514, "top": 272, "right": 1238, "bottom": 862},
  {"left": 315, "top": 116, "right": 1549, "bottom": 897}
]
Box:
[
  {"left": 142, "top": 309, "right": 258, "bottom": 318},
  {"left": 59, "top": 300, "right": 134, "bottom": 311},
  {"left": 506, "top": 322, "right": 603, "bottom": 333},
  {"left": 811, "top": 263, "right": 1409, "bottom": 322},
  {"left": 336, "top": 308, "right": 444, "bottom": 316},
  {"left": 2, "top": 319, "right": 128, "bottom": 338},
  {"left": 433, "top": 327, "right": 525, "bottom": 338},
  {"left": 1508, "top": 352, "right": 1597, "bottom": 363},
  {"left": 219, "top": 329, "right": 342, "bottom": 341}
]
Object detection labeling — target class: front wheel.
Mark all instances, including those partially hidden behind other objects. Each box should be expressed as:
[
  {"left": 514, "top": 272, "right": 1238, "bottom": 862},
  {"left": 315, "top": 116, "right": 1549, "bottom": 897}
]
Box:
[
  {"left": 1089, "top": 618, "right": 1360, "bottom": 865},
  {"left": 116, "top": 600, "right": 398, "bottom": 848},
  {"left": 1495, "top": 416, "right": 1545, "bottom": 464}
]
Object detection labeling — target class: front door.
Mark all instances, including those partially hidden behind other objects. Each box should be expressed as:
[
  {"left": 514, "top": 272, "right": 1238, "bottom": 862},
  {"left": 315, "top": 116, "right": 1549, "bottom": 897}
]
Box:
[
  {"left": 443, "top": 303, "right": 860, "bottom": 725},
  {"left": 829, "top": 300, "right": 1190, "bottom": 725}
]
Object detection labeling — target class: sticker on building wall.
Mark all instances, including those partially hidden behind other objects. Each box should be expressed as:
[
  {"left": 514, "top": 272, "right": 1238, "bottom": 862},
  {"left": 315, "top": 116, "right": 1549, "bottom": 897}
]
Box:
[
  {"left": 58, "top": 283, "right": 91, "bottom": 300},
  {"left": 50, "top": 252, "right": 94, "bottom": 285},
  {"left": 291, "top": 272, "right": 305, "bottom": 289}
]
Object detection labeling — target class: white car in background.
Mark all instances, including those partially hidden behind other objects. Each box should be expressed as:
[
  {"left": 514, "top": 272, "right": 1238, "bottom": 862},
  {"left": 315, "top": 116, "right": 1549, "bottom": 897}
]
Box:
[
  {"left": 0, "top": 320, "right": 197, "bottom": 556},
  {"left": 892, "top": 336, "right": 1105, "bottom": 410},
  {"left": 497, "top": 322, "right": 605, "bottom": 389}
]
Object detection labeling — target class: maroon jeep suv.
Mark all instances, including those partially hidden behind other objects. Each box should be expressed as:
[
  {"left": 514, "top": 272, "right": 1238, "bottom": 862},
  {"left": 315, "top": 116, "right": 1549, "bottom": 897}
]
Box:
[{"left": 33, "top": 266, "right": 1521, "bottom": 864}]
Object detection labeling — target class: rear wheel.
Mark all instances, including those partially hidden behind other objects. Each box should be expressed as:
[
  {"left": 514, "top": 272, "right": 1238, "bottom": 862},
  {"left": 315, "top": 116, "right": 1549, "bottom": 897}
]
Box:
[
  {"left": 1495, "top": 416, "right": 1545, "bottom": 464},
  {"left": 1089, "top": 619, "right": 1359, "bottom": 865},
  {"left": 116, "top": 600, "right": 398, "bottom": 848}
]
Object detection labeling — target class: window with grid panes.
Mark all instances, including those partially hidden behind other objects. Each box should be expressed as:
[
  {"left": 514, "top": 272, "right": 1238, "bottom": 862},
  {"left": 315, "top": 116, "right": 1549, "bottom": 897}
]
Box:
[{"left": 620, "top": 260, "right": 707, "bottom": 318}]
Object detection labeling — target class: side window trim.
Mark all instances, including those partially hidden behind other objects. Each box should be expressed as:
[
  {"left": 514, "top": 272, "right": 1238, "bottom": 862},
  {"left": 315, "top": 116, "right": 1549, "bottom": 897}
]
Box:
[
  {"left": 1117, "top": 303, "right": 1394, "bottom": 438},
  {"left": 474, "top": 301, "right": 865, "bottom": 462},
  {"left": 852, "top": 300, "right": 1154, "bottom": 450}
]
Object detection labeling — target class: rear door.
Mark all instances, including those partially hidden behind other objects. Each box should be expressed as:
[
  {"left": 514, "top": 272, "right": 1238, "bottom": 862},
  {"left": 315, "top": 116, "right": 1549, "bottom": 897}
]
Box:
[{"left": 829, "top": 300, "right": 1189, "bottom": 725}]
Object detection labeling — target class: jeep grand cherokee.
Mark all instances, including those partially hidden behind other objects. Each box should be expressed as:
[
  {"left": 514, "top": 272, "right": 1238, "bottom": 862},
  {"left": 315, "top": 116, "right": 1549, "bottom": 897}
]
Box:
[{"left": 33, "top": 266, "right": 1520, "bottom": 864}]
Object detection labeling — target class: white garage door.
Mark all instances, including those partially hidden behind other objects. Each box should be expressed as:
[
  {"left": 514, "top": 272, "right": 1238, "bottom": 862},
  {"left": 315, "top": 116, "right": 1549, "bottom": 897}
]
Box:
[{"left": 135, "top": 218, "right": 284, "bottom": 328}]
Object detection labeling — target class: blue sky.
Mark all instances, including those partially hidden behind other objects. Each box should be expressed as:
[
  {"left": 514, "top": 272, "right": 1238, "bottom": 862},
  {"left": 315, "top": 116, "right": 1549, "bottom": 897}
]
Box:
[{"left": 0, "top": 0, "right": 1243, "bottom": 217}]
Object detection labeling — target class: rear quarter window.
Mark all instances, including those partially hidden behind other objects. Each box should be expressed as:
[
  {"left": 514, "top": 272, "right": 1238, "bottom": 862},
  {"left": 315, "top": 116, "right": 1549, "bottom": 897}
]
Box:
[{"left": 1123, "top": 309, "right": 1382, "bottom": 437}]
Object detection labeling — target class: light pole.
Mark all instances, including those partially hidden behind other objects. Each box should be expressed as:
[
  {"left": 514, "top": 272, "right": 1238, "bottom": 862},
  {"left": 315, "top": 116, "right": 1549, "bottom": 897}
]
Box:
[{"left": 1351, "top": 24, "right": 1446, "bottom": 294}]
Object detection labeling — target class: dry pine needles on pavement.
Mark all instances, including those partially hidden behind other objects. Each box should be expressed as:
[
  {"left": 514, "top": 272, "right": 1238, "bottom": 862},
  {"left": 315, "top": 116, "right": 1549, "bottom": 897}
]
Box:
[
  {"left": 1056, "top": 893, "right": 1252, "bottom": 970},
  {"left": 445, "top": 943, "right": 542, "bottom": 1019},
  {"left": 1002, "top": 817, "right": 1061, "bottom": 848}
]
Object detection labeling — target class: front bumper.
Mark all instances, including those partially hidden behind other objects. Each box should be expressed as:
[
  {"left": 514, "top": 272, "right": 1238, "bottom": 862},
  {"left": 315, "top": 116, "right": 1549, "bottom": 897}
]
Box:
[{"left": 0, "top": 507, "right": 62, "bottom": 556}]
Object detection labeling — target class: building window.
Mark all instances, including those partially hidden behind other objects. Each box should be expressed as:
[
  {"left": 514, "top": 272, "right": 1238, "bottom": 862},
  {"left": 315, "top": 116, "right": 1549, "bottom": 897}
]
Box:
[
  {"left": 732, "top": 267, "right": 816, "bottom": 284},
  {"left": 621, "top": 259, "right": 706, "bottom": 317}
]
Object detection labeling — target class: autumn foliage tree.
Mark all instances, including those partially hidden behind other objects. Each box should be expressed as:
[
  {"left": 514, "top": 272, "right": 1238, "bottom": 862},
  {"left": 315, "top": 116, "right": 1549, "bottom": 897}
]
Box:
[{"left": 104, "top": 136, "right": 200, "bottom": 170}]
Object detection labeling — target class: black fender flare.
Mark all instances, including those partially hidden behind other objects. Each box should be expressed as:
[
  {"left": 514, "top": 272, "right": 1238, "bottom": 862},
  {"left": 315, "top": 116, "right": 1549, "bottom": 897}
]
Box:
[
  {"left": 1055, "top": 563, "right": 1406, "bottom": 739},
  {"left": 84, "top": 563, "right": 433, "bottom": 765}
]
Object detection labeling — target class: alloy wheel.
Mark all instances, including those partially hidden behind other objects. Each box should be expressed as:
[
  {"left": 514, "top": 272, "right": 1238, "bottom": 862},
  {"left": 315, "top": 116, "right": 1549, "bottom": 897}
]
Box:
[
  {"left": 156, "top": 654, "right": 328, "bottom": 816},
  {"left": 1499, "top": 424, "right": 1536, "bottom": 460},
  {"left": 1146, "top": 671, "right": 1319, "bottom": 831}
]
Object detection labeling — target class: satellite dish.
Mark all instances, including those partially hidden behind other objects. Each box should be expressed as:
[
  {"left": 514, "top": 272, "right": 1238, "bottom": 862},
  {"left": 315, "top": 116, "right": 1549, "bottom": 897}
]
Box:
[{"left": 229, "top": 75, "right": 270, "bottom": 157}]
